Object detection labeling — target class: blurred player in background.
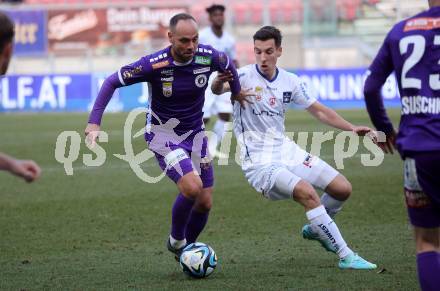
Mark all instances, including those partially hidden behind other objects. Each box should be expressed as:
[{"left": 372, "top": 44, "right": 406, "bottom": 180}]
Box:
[
  {"left": 364, "top": 1, "right": 440, "bottom": 289},
  {"left": 213, "top": 26, "right": 377, "bottom": 270},
  {"left": 0, "top": 12, "right": 41, "bottom": 183},
  {"left": 199, "top": 4, "right": 238, "bottom": 158},
  {"left": 85, "top": 13, "right": 250, "bottom": 261}
]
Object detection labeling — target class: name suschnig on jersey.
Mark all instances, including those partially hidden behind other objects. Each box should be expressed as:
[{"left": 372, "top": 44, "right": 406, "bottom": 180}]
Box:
[{"left": 401, "top": 96, "right": 440, "bottom": 114}]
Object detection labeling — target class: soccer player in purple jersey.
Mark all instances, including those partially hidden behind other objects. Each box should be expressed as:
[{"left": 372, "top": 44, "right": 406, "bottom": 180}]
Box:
[
  {"left": 0, "top": 12, "right": 41, "bottom": 183},
  {"left": 364, "top": 1, "right": 440, "bottom": 289},
  {"left": 85, "top": 13, "right": 249, "bottom": 261}
]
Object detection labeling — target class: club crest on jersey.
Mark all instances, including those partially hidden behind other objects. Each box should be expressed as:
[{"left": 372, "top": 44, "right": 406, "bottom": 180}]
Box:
[
  {"left": 269, "top": 97, "right": 276, "bottom": 107},
  {"left": 193, "top": 67, "right": 211, "bottom": 74},
  {"left": 283, "top": 92, "right": 292, "bottom": 103},
  {"left": 162, "top": 82, "right": 172, "bottom": 97},
  {"left": 195, "top": 56, "right": 212, "bottom": 65},
  {"left": 195, "top": 74, "right": 208, "bottom": 88},
  {"left": 255, "top": 86, "right": 263, "bottom": 101}
]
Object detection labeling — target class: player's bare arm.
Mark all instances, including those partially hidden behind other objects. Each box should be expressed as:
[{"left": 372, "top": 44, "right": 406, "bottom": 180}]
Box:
[
  {"left": 212, "top": 72, "right": 254, "bottom": 108},
  {"left": 306, "top": 101, "right": 374, "bottom": 136},
  {"left": 0, "top": 153, "right": 41, "bottom": 182}
]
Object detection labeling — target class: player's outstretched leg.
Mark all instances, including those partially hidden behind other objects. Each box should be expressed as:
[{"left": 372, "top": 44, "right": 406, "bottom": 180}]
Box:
[
  {"left": 185, "top": 187, "right": 212, "bottom": 244},
  {"left": 168, "top": 173, "right": 203, "bottom": 261},
  {"left": 302, "top": 174, "right": 352, "bottom": 252},
  {"left": 292, "top": 179, "right": 377, "bottom": 270}
]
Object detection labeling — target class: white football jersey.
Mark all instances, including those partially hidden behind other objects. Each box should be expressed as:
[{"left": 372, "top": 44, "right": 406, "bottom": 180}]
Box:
[
  {"left": 233, "top": 64, "right": 316, "bottom": 167},
  {"left": 199, "top": 27, "right": 236, "bottom": 61}
]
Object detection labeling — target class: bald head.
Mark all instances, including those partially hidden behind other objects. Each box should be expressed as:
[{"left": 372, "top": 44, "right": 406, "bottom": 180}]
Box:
[{"left": 169, "top": 13, "right": 197, "bottom": 33}]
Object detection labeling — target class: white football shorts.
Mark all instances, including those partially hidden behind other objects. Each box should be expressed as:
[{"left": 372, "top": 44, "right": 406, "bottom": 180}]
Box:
[{"left": 243, "top": 142, "right": 339, "bottom": 201}]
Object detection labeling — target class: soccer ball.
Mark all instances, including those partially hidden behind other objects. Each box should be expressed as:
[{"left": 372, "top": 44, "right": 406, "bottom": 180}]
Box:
[{"left": 179, "top": 242, "right": 217, "bottom": 278}]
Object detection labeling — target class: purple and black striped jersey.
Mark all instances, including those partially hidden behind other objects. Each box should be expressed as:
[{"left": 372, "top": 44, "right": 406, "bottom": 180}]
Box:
[{"left": 364, "top": 6, "right": 440, "bottom": 156}]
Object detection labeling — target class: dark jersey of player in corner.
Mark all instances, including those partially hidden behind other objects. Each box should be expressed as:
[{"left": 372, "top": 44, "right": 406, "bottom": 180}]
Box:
[
  {"left": 364, "top": 6, "right": 440, "bottom": 157},
  {"left": 89, "top": 44, "right": 240, "bottom": 135}
]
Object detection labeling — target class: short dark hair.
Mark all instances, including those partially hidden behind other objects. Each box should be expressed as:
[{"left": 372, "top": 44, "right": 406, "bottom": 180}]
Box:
[
  {"left": 206, "top": 4, "right": 225, "bottom": 14},
  {"left": 0, "top": 11, "right": 14, "bottom": 52},
  {"left": 253, "top": 26, "right": 282, "bottom": 47},
  {"left": 169, "top": 13, "right": 196, "bottom": 31}
]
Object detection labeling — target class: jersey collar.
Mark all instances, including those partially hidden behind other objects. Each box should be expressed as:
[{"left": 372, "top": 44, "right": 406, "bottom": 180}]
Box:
[
  {"left": 167, "top": 46, "right": 194, "bottom": 66},
  {"left": 255, "top": 64, "right": 279, "bottom": 82}
]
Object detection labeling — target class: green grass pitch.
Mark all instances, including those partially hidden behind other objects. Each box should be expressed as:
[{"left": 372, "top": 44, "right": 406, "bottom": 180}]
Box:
[{"left": 0, "top": 109, "right": 418, "bottom": 290}]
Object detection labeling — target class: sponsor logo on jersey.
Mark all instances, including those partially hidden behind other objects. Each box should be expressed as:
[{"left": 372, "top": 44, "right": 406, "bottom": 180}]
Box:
[
  {"left": 266, "top": 85, "right": 277, "bottom": 91},
  {"left": 195, "top": 74, "right": 208, "bottom": 87},
  {"left": 283, "top": 92, "right": 292, "bottom": 103},
  {"left": 160, "top": 76, "right": 174, "bottom": 82},
  {"left": 162, "top": 82, "right": 172, "bottom": 97},
  {"left": 404, "top": 17, "right": 440, "bottom": 32},
  {"left": 193, "top": 67, "right": 211, "bottom": 74},
  {"left": 122, "top": 65, "right": 143, "bottom": 79},
  {"left": 269, "top": 96, "right": 276, "bottom": 107},
  {"left": 161, "top": 69, "right": 173, "bottom": 75},
  {"left": 252, "top": 108, "right": 282, "bottom": 117},
  {"left": 195, "top": 56, "right": 212, "bottom": 65},
  {"left": 152, "top": 60, "right": 169, "bottom": 70}
]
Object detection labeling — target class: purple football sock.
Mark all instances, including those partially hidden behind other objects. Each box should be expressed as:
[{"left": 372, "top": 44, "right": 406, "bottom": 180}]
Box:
[
  {"left": 417, "top": 251, "right": 440, "bottom": 291},
  {"left": 170, "top": 193, "right": 195, "bottom": 240},
  {"left": 185, "top": 209, "right": 210, "bottom": 244}
]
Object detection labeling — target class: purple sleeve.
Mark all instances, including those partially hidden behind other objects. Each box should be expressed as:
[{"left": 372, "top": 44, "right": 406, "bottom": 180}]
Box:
[
  {"left": 213, "top": 50, "right": 241, "bottom": 95},
  {"left": 364, "top": 37, "right": 395, "bottom": 134},
  {"left": 88, "top": 72, "right": 122, "bottom": 125},
  {"left": 88, "top": 57, "right": 151, "bottom": 125},
  {"left": 226, "top": 61, "right": 241, "bottom": 96}
]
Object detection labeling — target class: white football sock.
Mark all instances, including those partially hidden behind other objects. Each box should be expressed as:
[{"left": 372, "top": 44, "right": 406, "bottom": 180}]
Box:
[
  {"left": 169, "top": 235, "right": 187, "bottom": 249},
  {"left": 306, "top": 205, "right": 353, "bottom": 259},
  {"left": 321, "top": 193, "right": 344, "bottom": 218},
  {"left": 213, "top": 119, "right": 227, "bottom": 149}
]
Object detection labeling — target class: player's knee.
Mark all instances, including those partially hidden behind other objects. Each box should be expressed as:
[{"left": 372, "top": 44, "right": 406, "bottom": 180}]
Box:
[
  {"left": 339, "top": 180, "right": 352, "bottom": 200},
  {"left": 195, "top": 196, "right": 212, "bottom": 212},
  {"left": 327, "top": 175, "right": 352, "bottom": 201},
  {"left": 180, "top": 181, "right": 203, "bottom": 199},
  {"left": 415, "top": 227, "right": 440, "bottom": 253},
  {"left": 293, "top": 180, "right": 321, "bottom": 209}
]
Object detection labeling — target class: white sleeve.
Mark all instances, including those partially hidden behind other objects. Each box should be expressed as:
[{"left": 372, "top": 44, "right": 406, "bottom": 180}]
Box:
[
  {"left": 291, "top": 74, "right": 316, "bottom": 108},
  {"left": 237, "top": 67, "right": 249, "bottom": 88},
  {"left": 229, "top": 36, "right": 237, "bottom": 60},
  {"left": 199, "top": 28, "right": 209, "bottom": 44}
]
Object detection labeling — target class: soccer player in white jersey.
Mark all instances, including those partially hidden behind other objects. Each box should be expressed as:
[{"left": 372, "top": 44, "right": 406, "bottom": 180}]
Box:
[
  {"left": 212, "top": 26, "right": 377, "bottom": 269},
  {"left": 199, "top": 4, "right": 238, "bottom": 158}
]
